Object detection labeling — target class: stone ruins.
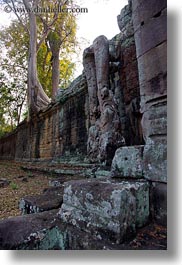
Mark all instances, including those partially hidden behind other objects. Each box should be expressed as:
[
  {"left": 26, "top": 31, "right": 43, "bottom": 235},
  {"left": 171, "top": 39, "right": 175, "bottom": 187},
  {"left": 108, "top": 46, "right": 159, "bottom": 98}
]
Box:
[{"left": 0, "top": 0, "right": 167, "bottom": 250}]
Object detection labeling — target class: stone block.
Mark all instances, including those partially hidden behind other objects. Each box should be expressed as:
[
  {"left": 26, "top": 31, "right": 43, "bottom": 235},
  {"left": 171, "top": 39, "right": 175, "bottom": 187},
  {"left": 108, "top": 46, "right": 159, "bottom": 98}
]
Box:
[
  {"left": 138, "top": 42, "right": 167, "bottom": 93},
  {"left": 0, "top": 178, "right": 11, "bottom": 188},
  {"left": 141, "top": 103, "right": 167, "bottom": 140},
  {"left": 150, "top": 182, "right": 167, "bottom": 226},
  {"left": 132, "top": 0, "right": 167, "bottom": 29},
  {"left": 143, "top": 139, "right": 167, "bottom": 183},
  {"left": 0, "top": 210, "right": 67, "bottom": 250},
  {"left": 59, "top": 179, "right": 150, "bottom": 243},
  {"left": 19, "top": 186, "right": 64, "bottom": 214},
  {"left": 122, "top": 181, "right": 149, "bottom": 227},
  {"left": 59, "top": 179, "right": 136, "bottom": 243},
  {"left": 134, "top": 8, "right": 167, "bottom": 58},
  {"left": 111, "top": 146, "right": 144, "bottom": 178}
]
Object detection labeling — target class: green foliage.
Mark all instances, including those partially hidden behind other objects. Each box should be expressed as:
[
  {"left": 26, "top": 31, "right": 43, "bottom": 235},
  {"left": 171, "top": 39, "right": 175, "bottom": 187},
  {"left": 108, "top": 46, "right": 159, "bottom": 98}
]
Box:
[
  {"left": 40, "top": 3, "right": 78, "bottom": 94},
  {"left": 59, "top": 59, "right": 75, "bottom": 89},
  {"left": 0, "top": 20, "right": 28, "bottom": 135},
  {"left": 37, "top": 42, "right": 52, "bottom": 97},
  {"left": 10, "top": 182, "right": 19, "bottom": 190},
  {"left": 0, "top": 0, "right": 79, "bottom": 134},
  {"left": 0, "top": 71, "right": 27, "bottom": 135}
]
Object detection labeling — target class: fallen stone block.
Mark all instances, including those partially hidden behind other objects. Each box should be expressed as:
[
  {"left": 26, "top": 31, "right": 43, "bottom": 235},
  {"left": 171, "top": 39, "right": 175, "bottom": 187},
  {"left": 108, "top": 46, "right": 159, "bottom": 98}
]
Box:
[
  {"left": 19, "top": 186, "right": 64, "bottom": 214},
  {"left": 49, "top": 179, "right": 63, "bottom": 187},
  {"left": 0, "top": 210, "right": 67, "bottom": 250},
  {"left": 0, "top": 178, "right": 11, "bottom": 188},
  {"left": 59, "top": 179, "right": 149, "bottom": 243},
  {"left": 111, "top": 146, "right": 144, "bottom": 178}
]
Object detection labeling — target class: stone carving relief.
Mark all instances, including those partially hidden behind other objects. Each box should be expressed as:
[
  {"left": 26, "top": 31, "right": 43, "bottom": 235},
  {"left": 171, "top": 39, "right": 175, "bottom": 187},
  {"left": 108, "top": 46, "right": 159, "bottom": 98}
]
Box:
[{"left": 83, "top": 35, "right": 125, "bottom": 164}]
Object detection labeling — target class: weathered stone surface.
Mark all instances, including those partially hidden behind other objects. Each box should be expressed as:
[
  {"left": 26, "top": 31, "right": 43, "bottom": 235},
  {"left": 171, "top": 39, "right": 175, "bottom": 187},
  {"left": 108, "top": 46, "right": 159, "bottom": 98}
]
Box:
[
  {"left": 116, "top": 2, "right": 143, "bottom": 146},
  {"left": 132, "top": 0, "right": 167, "bottom": 29},
  {"left": 49, "top": 179, "right": 63, "bottom": 187},
  {"left": 131, "top": 0, "right": 167, "bottom": 186},
  {"left": 122, "top": 181, "right": 149, "bottom": 228},
  {"left": 0, "top": 210, "right": 67, "bottom": 250},
  {"left": 141, "top": 102, "right": 167, "bottom": 141},
  {"left": 19, "top": 186, "right": 64, "bottom": 214},
  {"left": 0, "top": 208, "right": 165, "bottom": 250},
  {"left": 94, "top": 170, "right": 111, "bottom": 179},
  {"left": 59, "top": 179, "right": 136, "bottom": 243},
  {"left": 0, "top": 74, "right": 89, "bottom": 161},
  {"left": 138, "top": 42, "right": 167, "bottom": 111},
  {"left": 111, "top": 146, "right": 144, "bottom": 178},
  {"left": 0, "top": 132, "right": 16, "bottom": 160},
  {"left": 59, "top": 179, "right": 149, "bottom": 243},
  {"left": 134, "top": 9, "right": 167, "bottom": 58},
  {"left": 83, "top": 35, "right": 125, "bottom": 164},
  {"left": 117, "top": 1, "right": 133, "bottom": 39},
  {"left": 138, "top": 41, "right": 167, "bottom": 89},
  {"left": 0, "top": 178, "right": 11, "bottom": 188},
  {"left": 143, "top": 139, "right": 167, "bottom": 183},
  {"left": 150, "top": 182, "right": 167, "bottom": 226}
]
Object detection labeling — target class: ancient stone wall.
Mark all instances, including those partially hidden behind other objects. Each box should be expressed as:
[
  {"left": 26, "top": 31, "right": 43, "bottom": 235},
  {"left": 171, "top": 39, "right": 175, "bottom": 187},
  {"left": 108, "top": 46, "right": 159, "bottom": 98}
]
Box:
[
  {"left": 0, "top": 75, "right": 89, "bottom": 162},
  {"left": 131, "top": 0, "right": 167, "bottom": 225},
  {"left": 0, "top": 131, "right": 17, "bottom": 160}
]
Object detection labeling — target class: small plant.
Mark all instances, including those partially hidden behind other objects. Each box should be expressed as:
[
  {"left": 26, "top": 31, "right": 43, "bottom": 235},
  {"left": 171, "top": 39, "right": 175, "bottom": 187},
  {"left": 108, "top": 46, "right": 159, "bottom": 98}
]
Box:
[
  {"left": 10, "top": 182, "right": 19, "bottom": 190},
  {"left": 28, "top": 171, "right": 34, "bottom": 178}
]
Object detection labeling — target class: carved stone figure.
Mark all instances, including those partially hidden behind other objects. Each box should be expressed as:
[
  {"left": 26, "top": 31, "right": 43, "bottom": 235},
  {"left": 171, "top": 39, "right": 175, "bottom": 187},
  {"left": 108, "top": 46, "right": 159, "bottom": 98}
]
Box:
[{"left": 83, "top": 35, "right": 125, "bottom": 164}]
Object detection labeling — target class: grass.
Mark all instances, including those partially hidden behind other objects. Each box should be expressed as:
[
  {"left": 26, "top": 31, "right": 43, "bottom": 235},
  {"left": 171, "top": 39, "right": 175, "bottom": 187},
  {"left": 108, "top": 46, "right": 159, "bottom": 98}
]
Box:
[{"left": 10, "top": 182, "right": 19, "bottom": 190}]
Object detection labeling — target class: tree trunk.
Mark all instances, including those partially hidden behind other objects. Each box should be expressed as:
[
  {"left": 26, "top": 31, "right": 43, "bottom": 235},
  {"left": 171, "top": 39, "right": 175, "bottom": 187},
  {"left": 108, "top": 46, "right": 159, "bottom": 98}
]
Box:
[
  {"left": 51, "top": 49, "right": 60, "bottom": 99},
  {"left": 28, "top": 12, "right": 50, "bottom": 115}
]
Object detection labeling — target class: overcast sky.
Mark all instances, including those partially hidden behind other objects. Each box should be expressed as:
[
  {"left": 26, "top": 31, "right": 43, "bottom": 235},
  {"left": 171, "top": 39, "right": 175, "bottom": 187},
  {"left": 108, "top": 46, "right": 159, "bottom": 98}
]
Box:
[
  {"left": 75, "top": 0, "right": 128, "bottom": 75},
  {"left": 0, "top": 0, "right": 128, "bottom": 76},
  {"left": 77, "top": 0, "right": 128, "bottom": 43}
]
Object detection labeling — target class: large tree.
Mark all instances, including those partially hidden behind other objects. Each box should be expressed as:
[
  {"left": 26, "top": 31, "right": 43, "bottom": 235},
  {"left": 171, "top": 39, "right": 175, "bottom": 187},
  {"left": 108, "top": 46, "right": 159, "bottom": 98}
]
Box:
[
  {"left": 1, "top": 0, "right": 77, "bottom": 115},
  {"left": 46, "top": 8, "right": 77, "bottom": 99},
  {"left": 0, "top": 0, "right": 79, "bottom": 119}
]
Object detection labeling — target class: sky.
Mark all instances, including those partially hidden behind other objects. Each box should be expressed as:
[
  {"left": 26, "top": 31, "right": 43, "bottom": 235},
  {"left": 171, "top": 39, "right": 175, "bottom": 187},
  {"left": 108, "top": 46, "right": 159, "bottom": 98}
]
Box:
[
  {"left": 0, "top": 0, "right": 128, "bottom": 76},
  {"left": 77, "top": 0, "right": 128, "bottom": 44},
  {"left": 75, "top": 0, "right": 128, "bottom": 75}
]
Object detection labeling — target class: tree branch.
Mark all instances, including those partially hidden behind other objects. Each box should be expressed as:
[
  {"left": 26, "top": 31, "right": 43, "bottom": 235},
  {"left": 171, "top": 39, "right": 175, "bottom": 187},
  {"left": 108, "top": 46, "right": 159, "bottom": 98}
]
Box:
[
  {"left": 37, "top": 14, "right": 59, "bottom": 51},
  {"left": 9, "top": 0, "right": 29, "bottom": 35}
]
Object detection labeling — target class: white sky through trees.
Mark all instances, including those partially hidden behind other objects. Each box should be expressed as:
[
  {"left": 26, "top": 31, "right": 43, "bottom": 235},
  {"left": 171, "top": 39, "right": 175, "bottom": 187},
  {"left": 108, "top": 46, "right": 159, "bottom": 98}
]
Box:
[{"left": 0, "top": 0, "right": 128, "bottom": 76}]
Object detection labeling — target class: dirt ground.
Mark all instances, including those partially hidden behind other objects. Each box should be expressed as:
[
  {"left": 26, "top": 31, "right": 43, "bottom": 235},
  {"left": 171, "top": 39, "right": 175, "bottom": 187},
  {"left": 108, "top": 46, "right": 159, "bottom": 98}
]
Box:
[{"left": 0, "top": 160, "right": 51, "bottom": 220}]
